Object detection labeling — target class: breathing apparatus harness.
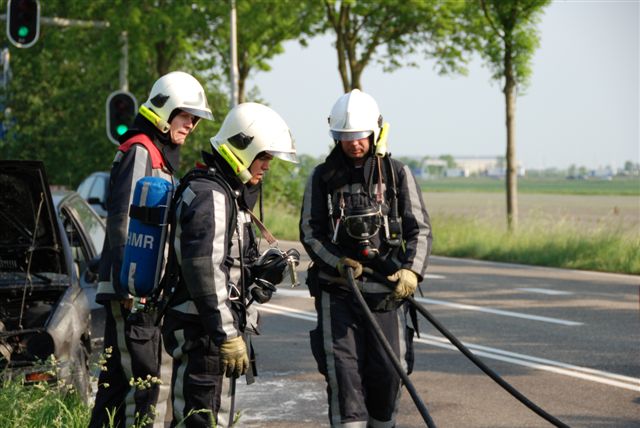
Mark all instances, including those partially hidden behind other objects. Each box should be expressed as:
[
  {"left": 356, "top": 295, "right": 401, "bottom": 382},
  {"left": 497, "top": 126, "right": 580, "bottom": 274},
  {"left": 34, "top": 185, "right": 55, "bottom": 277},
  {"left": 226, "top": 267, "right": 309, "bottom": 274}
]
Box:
[
  {"left": 329, "top": 123, "right": 403, "bottom": 262},
  {"left": 154, "top": 164, "right": 240, "bottom": 326},
  {"left": 155, "top": 155, "right": 300, "bottom": 325}
]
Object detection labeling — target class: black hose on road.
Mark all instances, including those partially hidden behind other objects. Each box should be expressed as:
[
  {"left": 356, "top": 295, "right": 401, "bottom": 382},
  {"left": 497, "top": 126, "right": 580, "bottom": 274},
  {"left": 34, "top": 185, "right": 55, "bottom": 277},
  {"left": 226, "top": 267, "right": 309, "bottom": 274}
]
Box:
[
  {"left": 362, "top": 267, "right": 570, "bottom": 428},
  {"left": 345, "top": 268, "right": 437, "bottom": 428}
]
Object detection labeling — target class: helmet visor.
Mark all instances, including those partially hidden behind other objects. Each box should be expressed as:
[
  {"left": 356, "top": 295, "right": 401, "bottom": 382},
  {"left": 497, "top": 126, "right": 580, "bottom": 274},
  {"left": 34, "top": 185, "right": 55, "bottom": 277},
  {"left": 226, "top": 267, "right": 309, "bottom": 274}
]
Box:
[
  {"left": 330, "top": 130, "right": 373, "bottom": 141},
  {"left": 182, "top": 107, "right": 214, "bottom": 121},
  {"left": 269, "top": 151, "right": 298, "bottom": 164}
]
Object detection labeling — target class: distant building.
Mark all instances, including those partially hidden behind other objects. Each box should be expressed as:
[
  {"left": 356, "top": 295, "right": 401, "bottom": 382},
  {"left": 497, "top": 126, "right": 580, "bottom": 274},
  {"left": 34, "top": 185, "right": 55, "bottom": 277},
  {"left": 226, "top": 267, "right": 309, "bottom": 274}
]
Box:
[
  {"left": 444, "top": 167, "right": 469, "bottom": 177},
  {"left": 417, "top": 156, "right": 526, "bottom": 178},
  {"left": 452, "top": 156, "right": 525, "bottom": 177}
]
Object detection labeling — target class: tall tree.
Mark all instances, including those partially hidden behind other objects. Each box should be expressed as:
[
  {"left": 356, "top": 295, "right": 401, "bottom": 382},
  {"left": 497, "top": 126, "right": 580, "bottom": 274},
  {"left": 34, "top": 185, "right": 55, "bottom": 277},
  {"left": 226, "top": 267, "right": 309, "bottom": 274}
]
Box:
[
  {"left": 323, "top": 0, "right": 475, "bottom": 91},
  {"left": 0, "top": 0, "right": 226, "bottom": 185},
  {"left": 194, "top": 0, "right": 324, "bottom": 104},
  {"left": 477, "top": 0, "right": 551, "bottom": 231}
]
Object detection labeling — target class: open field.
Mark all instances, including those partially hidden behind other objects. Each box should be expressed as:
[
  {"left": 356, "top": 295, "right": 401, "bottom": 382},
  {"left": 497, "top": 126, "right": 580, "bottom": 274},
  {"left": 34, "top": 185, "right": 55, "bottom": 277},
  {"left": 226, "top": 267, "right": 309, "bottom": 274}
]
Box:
[
  {"left": 264, "top": 188, "right": 639, "bottom": 274},
  {"left": 424, "top": 192, "right": 640, "bottom": 233},
  {"left": 420, "top": 176, "right": 640, "bottom": 196},
  {"left": 424, "top": 191, "right": 639, "bottom": 274}
]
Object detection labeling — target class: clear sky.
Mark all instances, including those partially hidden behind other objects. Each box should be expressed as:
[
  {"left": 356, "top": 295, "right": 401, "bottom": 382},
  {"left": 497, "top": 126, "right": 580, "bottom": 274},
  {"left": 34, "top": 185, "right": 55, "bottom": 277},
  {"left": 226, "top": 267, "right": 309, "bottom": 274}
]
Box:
[{"left": 249, "top": 0, "right": 639, "bottom": 170}]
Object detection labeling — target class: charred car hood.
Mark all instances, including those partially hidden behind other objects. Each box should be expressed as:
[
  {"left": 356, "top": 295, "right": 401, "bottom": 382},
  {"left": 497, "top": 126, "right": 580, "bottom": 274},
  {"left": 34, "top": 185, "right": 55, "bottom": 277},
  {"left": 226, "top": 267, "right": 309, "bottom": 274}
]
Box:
[{"left": 0, "top": 160, "right": 67, "bottom": 280}]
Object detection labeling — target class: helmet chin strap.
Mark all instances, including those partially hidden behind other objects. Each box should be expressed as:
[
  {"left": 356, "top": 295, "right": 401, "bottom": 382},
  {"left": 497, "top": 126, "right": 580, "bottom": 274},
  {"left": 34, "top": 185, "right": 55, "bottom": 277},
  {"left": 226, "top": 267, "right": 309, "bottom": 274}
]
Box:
[
  {"left": 140, "top": 105, "right": 171, "bottom": 133},
  {"left": 216, "top": 143, "right": 252, "bottom": 183}
]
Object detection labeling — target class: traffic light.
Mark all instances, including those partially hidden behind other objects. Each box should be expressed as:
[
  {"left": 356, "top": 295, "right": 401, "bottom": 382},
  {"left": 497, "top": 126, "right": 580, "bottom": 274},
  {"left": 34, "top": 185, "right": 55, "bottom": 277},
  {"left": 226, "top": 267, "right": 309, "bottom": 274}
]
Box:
[
  {"left": 106, "top": 91, "right": 137, "bottom": 145},
  {"left": 6, "top": 0, "right": 40, "bottom": 48}
]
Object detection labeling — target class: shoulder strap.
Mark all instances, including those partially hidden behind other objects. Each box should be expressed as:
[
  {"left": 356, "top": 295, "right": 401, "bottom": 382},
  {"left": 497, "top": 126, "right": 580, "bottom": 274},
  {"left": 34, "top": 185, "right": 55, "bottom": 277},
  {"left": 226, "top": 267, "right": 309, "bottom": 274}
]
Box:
[
  {"left": 246, "top": 208, "right": 277, "bottom": 246},
  {"left": 118, "top": 134, "right": 165, "bottom": 169}
]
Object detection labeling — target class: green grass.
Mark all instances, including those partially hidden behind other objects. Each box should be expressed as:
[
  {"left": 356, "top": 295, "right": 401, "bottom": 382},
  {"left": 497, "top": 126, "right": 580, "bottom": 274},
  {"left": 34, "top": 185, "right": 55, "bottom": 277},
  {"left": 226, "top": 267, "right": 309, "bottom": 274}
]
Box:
[
  {"left": 432, "top": 215, "right": 640, "bottom": 274},
  {"left": 0, "top": 377, "right": 91, "bottom": 428},
  {"left": 264, "top": 199, "right": 640, "bottom": 275},
  {"left": 420, "top": 176, "right": 640, "bottom": 196}
]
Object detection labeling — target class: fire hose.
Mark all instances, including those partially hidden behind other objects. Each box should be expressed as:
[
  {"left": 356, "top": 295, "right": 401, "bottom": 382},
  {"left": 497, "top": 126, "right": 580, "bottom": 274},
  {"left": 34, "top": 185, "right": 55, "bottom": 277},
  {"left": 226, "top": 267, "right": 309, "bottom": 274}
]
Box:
[
  {"left": 346, "top": 266, "right": 570, "bottom": 428},
  {"left": 345, "top": 267, "right": 437, "bottom": 427}
]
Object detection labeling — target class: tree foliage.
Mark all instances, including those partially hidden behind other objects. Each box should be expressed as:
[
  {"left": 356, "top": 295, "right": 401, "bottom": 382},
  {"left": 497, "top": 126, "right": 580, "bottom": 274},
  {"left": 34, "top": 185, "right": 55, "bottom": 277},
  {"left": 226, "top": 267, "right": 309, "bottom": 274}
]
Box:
[
  {"left": 322, "top": 0, "right": 477, "bottom": 91},
  {"left": 0, "top": 1, "right": 227, "bottom": 186},
  {"left": 0, "top": 0, "right": 320, "bottom": 187},
  {"left": 476, "top": 0, "right": 550, "bottom": 92},
  {"left": 193, "top": 0, "right": 324, "bottom": 104}
]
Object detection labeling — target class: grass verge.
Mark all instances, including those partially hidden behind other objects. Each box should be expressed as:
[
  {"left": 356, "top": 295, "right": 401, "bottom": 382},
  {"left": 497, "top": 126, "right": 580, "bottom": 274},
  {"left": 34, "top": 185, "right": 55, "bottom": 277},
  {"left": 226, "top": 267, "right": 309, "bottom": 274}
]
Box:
[
  {"left": 263, "top": 204, "right": 639, "bottom": 275},
  {"left": 432, "top": 215, "right": 640, "bottom": 274},
  {"left": 0, "top": 377, "right": 90, "bottom": 428}
]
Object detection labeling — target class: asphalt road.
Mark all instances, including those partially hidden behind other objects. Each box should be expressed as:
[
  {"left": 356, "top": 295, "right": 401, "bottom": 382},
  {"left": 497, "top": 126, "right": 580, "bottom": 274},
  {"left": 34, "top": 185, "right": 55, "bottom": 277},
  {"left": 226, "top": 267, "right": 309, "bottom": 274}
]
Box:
[{"left": 233, "top": 241, "right": 640, "bottom": 427}]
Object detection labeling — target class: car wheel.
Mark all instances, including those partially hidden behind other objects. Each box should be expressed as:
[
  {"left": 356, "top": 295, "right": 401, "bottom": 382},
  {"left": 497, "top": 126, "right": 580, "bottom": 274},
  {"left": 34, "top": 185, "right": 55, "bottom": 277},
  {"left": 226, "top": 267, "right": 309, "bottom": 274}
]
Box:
[{"left": 72, "top": 335, "right": 91, "bottom": 403}]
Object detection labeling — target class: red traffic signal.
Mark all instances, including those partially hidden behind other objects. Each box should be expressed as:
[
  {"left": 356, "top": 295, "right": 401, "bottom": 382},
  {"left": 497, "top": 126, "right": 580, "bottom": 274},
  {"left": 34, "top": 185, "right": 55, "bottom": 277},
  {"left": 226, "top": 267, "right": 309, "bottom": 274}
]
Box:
[
  {"left": 106, "top": 91, "right": 137, "bottom": 145},
  {"left": 6, "top": 0, "right": 40, "bottom": 48}
]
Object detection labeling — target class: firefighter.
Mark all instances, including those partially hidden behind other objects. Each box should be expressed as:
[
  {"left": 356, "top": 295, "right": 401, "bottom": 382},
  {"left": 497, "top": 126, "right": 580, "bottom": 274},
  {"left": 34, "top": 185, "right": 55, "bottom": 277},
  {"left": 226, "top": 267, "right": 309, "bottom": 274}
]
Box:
[
  {"left": 300, "top": 89, "right": 432, "bottom": 427},
  {"left": 161, "top": 102, "right": 297, "bottom": 427},
  {"left": 90, "top": 71, "right": 213, "bottom": 428}
]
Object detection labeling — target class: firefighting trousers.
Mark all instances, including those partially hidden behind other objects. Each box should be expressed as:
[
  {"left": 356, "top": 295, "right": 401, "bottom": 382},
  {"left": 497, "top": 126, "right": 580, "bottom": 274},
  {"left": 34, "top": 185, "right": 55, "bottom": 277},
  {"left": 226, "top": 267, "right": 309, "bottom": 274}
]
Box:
[
  {"left": 162, "top": 313, "right": 235, "bottom": 428},
  {"left": 89, "top": 300, "right": 173, "bottom": 428},
  {"left": 309, "top": 289, "right": 415, "bottom": 428}
]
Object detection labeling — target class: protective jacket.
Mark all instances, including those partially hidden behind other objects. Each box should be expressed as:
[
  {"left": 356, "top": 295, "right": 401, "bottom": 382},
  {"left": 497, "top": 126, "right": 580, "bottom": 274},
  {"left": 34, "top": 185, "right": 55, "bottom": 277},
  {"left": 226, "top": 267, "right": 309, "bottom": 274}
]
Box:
[
  {"left": 90, "top": 115, "right": 176, "bottom": 428},
  {"left": 96, "top": 115, "right": 179, "bottom": 302},
  {"left": 165, "top": 150, "right": 261, "bottom": 345},
  {"left": 300, "top": 146, "right": 432, "bottom": 298}
]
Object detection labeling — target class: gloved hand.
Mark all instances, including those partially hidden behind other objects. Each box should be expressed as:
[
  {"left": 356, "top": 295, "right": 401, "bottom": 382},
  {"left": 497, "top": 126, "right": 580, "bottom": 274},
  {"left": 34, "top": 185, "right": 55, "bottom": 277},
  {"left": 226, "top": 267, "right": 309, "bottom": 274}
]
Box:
[
  {"left": 219, "top": 336, "right": 249, "bottom": 378},
  {"left": 336, "top": 257, "right": 363, "bottom": 279},
  {"left": 387, "top": 269, "right": 418, "bottom": 300}
]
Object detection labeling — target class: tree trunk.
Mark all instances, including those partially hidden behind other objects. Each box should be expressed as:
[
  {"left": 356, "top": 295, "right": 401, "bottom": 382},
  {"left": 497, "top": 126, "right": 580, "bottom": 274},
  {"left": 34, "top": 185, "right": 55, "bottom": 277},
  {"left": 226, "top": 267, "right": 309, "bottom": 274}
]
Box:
[
  {"left": 504, "top": 38, "right": 518, "bottom": 232},
  {"left": 504, "top": 72, "right": 518, "bottom": 231},
  {"left": 336, "top": 3, "right": 350, "bottom": 92}
]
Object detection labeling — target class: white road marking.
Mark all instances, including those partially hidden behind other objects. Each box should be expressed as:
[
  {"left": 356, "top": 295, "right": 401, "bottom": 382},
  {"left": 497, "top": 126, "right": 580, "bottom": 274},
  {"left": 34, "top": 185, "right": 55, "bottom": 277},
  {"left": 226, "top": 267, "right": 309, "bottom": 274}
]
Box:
[
  {"left": 275, "top": 289, "right": 583, "bottom": 326},
  {"left": 414, "top": 297, "right": 583, "bottom": 326},
  {"left": 259, "top": 303, "right": 639, "bottom": 392},
  {"left": 517, "top": 288, "right": 573, "bottom": 296}
]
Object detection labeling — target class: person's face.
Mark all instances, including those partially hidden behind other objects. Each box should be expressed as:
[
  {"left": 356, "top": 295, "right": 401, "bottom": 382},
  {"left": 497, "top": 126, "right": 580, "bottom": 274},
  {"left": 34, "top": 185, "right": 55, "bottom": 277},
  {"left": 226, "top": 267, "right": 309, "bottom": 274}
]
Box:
[
  {"left": 340, "top": 137, "right": 370, "bottom": 165},
  {"left": 169, "top": 111, "right": 198, "bottom": 145},
  {"left": 248, "top": 152, "right": 274, "bottom": 185}
]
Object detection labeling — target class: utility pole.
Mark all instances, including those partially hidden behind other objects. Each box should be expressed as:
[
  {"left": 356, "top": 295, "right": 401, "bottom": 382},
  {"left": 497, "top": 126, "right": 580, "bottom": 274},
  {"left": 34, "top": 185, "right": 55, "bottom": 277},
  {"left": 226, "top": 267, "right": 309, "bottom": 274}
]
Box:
[
  {"left": 119, "top": 31, "right": 128, "bottom": 92},
  {"left": 229, "top": 0, "right": 239, "bottom": 108}
]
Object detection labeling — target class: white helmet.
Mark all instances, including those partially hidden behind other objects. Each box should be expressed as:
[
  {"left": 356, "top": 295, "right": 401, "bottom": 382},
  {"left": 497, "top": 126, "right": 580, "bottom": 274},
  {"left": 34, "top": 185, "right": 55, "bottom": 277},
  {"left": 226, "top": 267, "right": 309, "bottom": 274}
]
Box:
[
  {"left": 328, "top": 89, "right": 383, "bottom": 143},
  {"left": 142, "top": 71, "right": 213, "bottom": 133},
  {"left": 211, "top": 103, "right": 297, "bottom": 180}
]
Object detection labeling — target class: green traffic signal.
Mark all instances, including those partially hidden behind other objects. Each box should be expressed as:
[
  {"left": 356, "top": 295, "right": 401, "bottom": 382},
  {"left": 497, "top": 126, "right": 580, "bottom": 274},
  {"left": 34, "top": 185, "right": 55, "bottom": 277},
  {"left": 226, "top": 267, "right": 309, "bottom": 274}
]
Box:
[
  {"left": 7, "top": 0, "right": 40, "bottom": 48},
  {"left": 106, "top": 91, "right": 137, "bottom": 144}
]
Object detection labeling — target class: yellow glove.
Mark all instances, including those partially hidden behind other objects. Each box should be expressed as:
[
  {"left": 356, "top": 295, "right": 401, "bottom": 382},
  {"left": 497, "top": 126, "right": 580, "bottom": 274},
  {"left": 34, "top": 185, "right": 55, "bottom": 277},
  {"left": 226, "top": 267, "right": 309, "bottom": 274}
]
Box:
[
  {"left": 219, "top": 336, "right": 249, "bottom": 378},
  {"left": 337, "top": 257, "right": 363, "bottom": 279},
  {"left": 387, "top": 269, "right": 418, "bottom": 300}
]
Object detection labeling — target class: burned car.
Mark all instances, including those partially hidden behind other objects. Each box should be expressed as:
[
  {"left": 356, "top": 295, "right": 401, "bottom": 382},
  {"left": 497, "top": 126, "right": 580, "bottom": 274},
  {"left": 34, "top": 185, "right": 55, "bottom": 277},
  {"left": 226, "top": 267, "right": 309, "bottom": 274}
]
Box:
[{"left": 0, "top": 160, "right": 105, "bottom": 402}]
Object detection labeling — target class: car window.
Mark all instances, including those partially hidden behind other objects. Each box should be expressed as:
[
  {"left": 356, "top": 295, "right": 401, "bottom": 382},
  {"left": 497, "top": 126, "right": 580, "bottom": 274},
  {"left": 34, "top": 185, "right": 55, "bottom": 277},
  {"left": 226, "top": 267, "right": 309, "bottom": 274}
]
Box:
[
  {"left": 60, "top": 207, "right": 90, "bottom": 276},
  {"left": 77, "top": 176, "right": 93, "bottom": 199},
  {"left": 88, "top": 175, "right": 107, "bottom": 202},
  {"left": 65, "top": 195, "right": 105, "bottom": 253}
]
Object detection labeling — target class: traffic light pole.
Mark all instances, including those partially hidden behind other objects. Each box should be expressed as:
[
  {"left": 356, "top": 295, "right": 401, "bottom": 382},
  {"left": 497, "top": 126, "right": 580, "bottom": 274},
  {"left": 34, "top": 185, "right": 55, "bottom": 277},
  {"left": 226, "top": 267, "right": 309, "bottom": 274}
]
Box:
[
  {"left": 229, "top": 0, "right": 239, "bottom": 108},
  {"left": 1, "top": 5, "right": 135, "bottom": 144},
  {"left": 119, "top": 31, "right": 128, "bottom": 92},
  {"left": 39, "top": 16, "right": 109, "bottom": 29}
]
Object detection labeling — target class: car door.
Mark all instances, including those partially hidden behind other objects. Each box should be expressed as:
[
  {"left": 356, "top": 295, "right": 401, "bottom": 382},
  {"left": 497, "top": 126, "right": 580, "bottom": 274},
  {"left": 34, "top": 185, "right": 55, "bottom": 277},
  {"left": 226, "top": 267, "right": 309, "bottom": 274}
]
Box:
[{"left": 57, "top": 193, "right": 106, "bottom": 338}]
